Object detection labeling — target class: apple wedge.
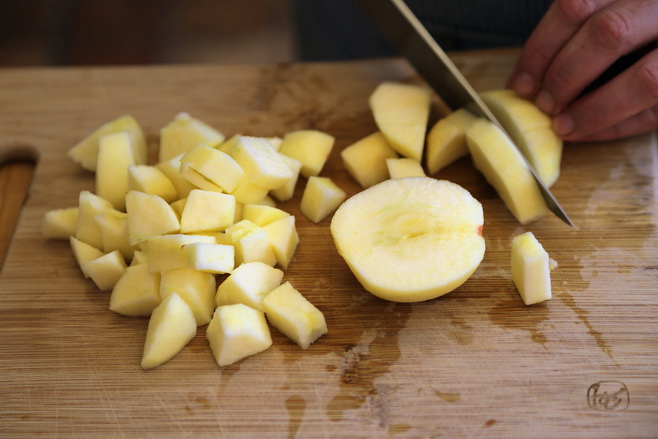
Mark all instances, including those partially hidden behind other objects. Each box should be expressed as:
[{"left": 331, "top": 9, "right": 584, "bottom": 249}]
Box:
[
  {"left": 68, "top": 114, "right": 146, "bottom": 172},
  {"left": 141, "top": 292, "right": 197, "bottom": 370},
  {"left": 369, "top": 82, "right": 432, "bottom": 162},
  {"left": 331, "top": 177, "right": 485, "bottom": 302},
  {"left": 465, "top": 118, "right": 548, "bottom": 224},
  {"left": 42, "top": 207, "right": 78, "bottom": 240},
  {"left": 425, "top": 108, "right": 477, "bottom": 175},
  {"left": 480, "top": 89, "right": 562, "bottom": 187}
]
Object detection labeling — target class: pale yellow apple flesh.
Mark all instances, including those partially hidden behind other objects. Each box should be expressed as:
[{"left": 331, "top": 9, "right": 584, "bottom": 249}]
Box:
[
  {"left": 511, "top": 231, "right": 554, "bottom": 305},
  {"left": 369, "top": 82, "right": 431, "bottom": 162},
  {"left": 331, "top": 177, "right": 485, "bottom": 302},
  {"left": 480, "top": 89, "right": 562, "bottom": 187},
  {"left": 465, "top": 118, "right": 549, "bottom": 224}
]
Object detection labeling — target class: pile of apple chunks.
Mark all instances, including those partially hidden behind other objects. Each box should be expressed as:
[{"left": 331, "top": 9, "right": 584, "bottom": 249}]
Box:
[
  {"left": 42, "top": 82, "right": 561, "bottom": 369},
  {"left": 42, "top": 113, "right": 351, "bottom": 369}
]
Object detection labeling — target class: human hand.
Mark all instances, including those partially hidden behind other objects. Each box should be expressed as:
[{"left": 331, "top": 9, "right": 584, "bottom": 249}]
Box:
[{"left": 507, "top": 0, "right": 658, "bottom": 142}]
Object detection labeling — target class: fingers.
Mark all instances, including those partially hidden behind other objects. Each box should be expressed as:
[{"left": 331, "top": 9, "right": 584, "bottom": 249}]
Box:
[
  {"left": 553, "top": 47, "right": 658, "bottom": 141},
  {"left": 535, "top": 0, "right": 658, "bottom": 115},
  {"left": 566, "top": 104, "right": 658, "bottom": 141},
  {"left": 507, "top": 0, "right": 615, "bottom": 96}
]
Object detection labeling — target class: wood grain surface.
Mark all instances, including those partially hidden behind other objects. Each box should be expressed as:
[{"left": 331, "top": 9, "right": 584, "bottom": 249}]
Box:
[{"left": 0, "top": 50, "right": 656, "bottom": 438}]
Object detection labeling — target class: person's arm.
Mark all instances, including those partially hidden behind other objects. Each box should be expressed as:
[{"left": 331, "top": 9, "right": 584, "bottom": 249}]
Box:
[{"left": 507, "top": 0, "right": 658, "bottom": 142}]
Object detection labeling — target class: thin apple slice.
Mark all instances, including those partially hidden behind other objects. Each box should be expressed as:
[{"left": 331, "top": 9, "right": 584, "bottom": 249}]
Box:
[
  {"left": 480, "top": 89, "right": 562, "bottom": 187},
  {"left": 425, "top": 108, "right": 477, "bottom": 175},
  {"left": 465, "top": 118, "right": 549, "bottom": 224},
  {"left": 331, "top": 177, "right": 485, "bottom": 302},
  {"left": 369, "top": 82, "right": 431, "bottom": 162}
]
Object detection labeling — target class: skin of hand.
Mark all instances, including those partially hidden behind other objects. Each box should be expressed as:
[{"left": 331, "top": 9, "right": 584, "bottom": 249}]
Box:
[{"left": 507, "top": 0, "right": 658, "bottom": 142}]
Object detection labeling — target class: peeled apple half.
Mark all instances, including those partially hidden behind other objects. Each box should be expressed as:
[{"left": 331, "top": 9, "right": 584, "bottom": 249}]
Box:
[{"left": 331, "top": 177, "right": 485, "bottom": 302}]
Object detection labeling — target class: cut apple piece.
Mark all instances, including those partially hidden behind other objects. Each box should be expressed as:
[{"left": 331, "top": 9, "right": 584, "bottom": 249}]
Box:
[
  {"left": 480, "top": 89, "right": 562, "bottom": 187},
  {"left": 84, "top": 250, "right": 128, "bottom": 291},
  {"left": 76, "top": 191, "right": 113, "bottom": 250},
  {"left": 183, "top": 242, "right": 235, "bottom": 274},
  {"left": 229, "top": 178, "right": 270, "bottom": 205},
  {"left": 511, "top": 231, "right": 553, "bottom": 305},
  {"left": 278, "top": 130, "right": 335, "bottom": 178},
  {"left": 68, "top": 115, "right": 146, "bottom": 172},
  {"left": 160, "top": 268, "right": 216, "bottom": 326},
  {"left": 159, "top": 112, "right": 225, "bottom": 162},
  {"left": 331, "top": 177, "right": 485, "bottom": 302},
  {"left": 262, "top": 281, "right": 327, "bottom": 349},
  {"left": 369, "top": 82, "right": 431, "bottom": 162},
  {"left": 156, "top": 154, "right": 196, "bottom": 199},
  {"left": 179, "top": 162, "right": 224, "bottom": 193},
  {"left": 300, "top": 176, "right": 346, "bottom": 224},
  {"left": 70, "top": 235, "right": 104, "bottom": 278},
  {"left": 225, "top": 219, "right": 276, "bottom": 266},
  {"left": 340, "top": 131, "right": 398, "bottom": 189},
  {"left": 125, "top": 191, "right": 181, "bottom": 245},
  {"left": 141, "top": 292, "right": 197, "bottom": 370},
  {"left": 269, "top": 154, "right": 302, "bottom": 202},
  {"left": 425, "top": 108, "right": 477, "bottom": 175},
  {"left": 146, "top": 233, "right": 216, "bottom": 272},
  {"left": 95, "top": 208, "right": 134, "bottom": 260},
  {"left": 206, "top": 303, "right": 272, "bottom": 367},
  {"left": 180, "top": 143, "right": 245, "bottom": 193},
  {"left": 465, "top": 118, "right": 548, "bottom": 224},
  {"left": 109, "top": 263, "right": 161, "bottom": 317},
  {"left": 262, "top": 215, "right": 299, "bottom": 269},
  {"left": 215, "top": 261, "right": 284, "bottom": 311},
  {"left": 241, "top": 204, "right": 289, "bottom": 227},
  {"left": 96, "top": 131, "right": 135, "bottom": 210},
  {"left": 179, "top": 189, "right": 236, "bottom": 234},
  {"left": 386, "top": 157, "right": 426, "bottom": 179},
  {"left": 128, "top": 165, "right": 178, "bottom": 203},
  {"left": 229, "top": 136, "right": 293, "bottom": 190},
  {"left": 42, "top": 207, "right": 79, "bottom": 240}
]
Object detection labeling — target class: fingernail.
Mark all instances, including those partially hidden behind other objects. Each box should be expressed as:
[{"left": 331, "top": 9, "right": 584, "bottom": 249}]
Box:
[
  {"left": 512, "top": 72, "right": 535, "bottom": 96},
  {"left": 553, "top": 113, "right": 574, "bottom": 136},
  {"left": 536, "top": 90, "right": 557, "bottom": 115}
]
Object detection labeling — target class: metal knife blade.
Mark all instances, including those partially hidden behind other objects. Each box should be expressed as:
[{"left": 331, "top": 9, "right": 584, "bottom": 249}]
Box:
[{"left": 357, "top": 0, "right": 573, "bottom": 227}]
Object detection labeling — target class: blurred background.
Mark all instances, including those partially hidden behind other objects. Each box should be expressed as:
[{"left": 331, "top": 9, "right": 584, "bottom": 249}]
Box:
[{"left": 0, "top": 0, "right": 296, "bottom": 67}]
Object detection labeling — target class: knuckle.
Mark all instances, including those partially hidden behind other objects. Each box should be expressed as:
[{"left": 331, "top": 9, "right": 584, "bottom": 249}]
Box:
[
  {"left": 590, "top": 9, "right": 633, "bottom": 52},
  {"left": 557, "top": 0, "right": 597, "bottom": 24}
]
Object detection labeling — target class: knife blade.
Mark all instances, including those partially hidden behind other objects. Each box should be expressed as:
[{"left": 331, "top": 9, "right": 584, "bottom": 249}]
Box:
[{"left": 356, "top": 0, "right": 573, "bottom": 227}]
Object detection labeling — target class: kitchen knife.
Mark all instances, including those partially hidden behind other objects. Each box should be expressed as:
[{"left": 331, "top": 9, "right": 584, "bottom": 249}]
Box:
[{"left": 356, "top": 0, "right": 573, "bottom": 227}]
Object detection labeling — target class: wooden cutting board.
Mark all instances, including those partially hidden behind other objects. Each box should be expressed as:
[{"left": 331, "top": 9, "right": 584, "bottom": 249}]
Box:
[{"left": 1, "top": 49, "right": 656, "bottom": 438}]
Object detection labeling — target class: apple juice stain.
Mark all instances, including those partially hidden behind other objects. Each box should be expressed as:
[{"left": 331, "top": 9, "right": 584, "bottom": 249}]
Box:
[
  {"left": 559, "top": 291, "right": 615, "bottom": 362},
  {"left": 325, "top": 303, "right": 412, "bottom": 423},
  {"left": 286, "top": 395, "right": 306, "bottom": 439},
  {"left": 488, "top": 298, "right": 550, "bottom": 346}
]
